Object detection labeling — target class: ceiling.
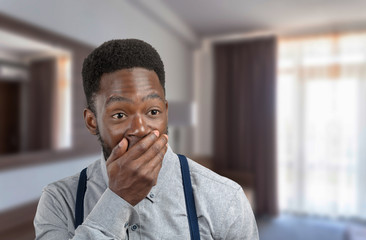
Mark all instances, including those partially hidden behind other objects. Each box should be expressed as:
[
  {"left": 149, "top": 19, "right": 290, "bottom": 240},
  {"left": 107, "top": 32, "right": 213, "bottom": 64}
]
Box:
[{"left": 160, "top": 0, "right": 366, "bottom": 37}]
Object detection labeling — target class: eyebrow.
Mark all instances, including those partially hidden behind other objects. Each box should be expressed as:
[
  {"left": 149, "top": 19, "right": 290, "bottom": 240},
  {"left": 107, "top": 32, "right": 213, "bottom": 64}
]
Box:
[
  {"left": 142, "top": 93, "right": 165, "bottom": 102},
  {"left": 105, "top": 96, "right": 133, "bottom": 106},
  {"left": 105, "top": 93, "right": 165, "bottom": 106}
]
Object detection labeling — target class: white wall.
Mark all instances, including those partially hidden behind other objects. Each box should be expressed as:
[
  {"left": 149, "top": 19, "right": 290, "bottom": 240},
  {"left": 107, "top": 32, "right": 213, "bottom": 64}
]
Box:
[
  {"left": 0, "top": 0, "right": 196, "bottom": 102},
  {"left": 0, "top": 155, "right": 98, "bottom": 212},
  {"left": 193, "top": 40, "right": 214, "bottom": 156},
  {"left": 0, "top": 0, "right": 196, "bottom": 210}
]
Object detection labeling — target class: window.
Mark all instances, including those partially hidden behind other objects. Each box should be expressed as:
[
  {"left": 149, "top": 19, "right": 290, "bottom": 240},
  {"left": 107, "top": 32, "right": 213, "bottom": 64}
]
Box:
[{"left": 277, "top": 33, "right": 366, "bottom": 219}]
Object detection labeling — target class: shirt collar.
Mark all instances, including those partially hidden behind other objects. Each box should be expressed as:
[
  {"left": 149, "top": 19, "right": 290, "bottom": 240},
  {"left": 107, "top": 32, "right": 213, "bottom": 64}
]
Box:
[
  {"left": 100, "top": 144, "right": 177, "bottom": 203},
  {"left": 100, "top": 151, "right": 109, "bottom": 186}
]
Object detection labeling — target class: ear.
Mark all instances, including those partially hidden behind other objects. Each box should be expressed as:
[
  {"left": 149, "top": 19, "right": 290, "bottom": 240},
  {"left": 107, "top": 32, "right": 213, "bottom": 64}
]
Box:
[{"left": 83, "top": 108, "right": 98, "bottom": 135}]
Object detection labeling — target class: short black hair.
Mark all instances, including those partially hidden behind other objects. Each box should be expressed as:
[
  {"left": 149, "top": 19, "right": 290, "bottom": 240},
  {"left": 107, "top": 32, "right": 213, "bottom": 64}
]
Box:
[{"left": 82, "top": 39, "right": 165, "bottom": 113}]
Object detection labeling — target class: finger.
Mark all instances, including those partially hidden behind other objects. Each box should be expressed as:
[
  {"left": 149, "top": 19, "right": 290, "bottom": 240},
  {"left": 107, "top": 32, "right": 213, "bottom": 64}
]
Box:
[
  {"left": 106, "top": 138, "right": 128, "bottom": 166},
  {"left": 124, "top": 134, "right": 167, "bottom": 176},
  {"left": 151, "top": 134, "right": 169, "bottom": 156},
  {"left": 125, "top": 130, "right": 161, "bottom": 160},
  {"left": 149, "top": 143, "right": 167, "bottom": 169},
  {"left": 146, "top": 144, "right": 168, "bottom": 185},
  {"left": 164, "top": 134, "right": 169, "bottom": 146},
  {"left": 136, "top": 134, "right": 168, "bottom": 165}
]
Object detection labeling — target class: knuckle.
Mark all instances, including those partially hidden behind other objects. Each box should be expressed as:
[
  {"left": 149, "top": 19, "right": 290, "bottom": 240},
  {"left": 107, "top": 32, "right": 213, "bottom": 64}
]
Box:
[
  {"left": 151, "top": 144, "right": 161, "bottom": 155},
  {"left": 157, "top": 147, "right": 166, "bottom": 159},
  {"left": 137, "top": 171, "right": 151, "bottom": 184},
  {"left": 130, "top": 162, "right": 140, "bottom": 175},
  {"left": 141, "top": 169, "right": 154, "bottom": 182},
  {"left": 158, "top": 136, "right": 167, "bottom": 145},
  {"left": 146, "top": 175, "right": 155, "bottom": 185},
  {"left": 157, "top": 151, "right": 164, "bottom": 160},
  {"left": 137, "top": 141, "right": 148, "bottom": 152}
]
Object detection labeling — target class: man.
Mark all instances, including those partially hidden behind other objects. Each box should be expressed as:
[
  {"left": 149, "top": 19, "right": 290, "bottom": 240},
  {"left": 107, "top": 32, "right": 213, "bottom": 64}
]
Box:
[{"left": 34, "top": 39, "right": 259, "bottom": 239}]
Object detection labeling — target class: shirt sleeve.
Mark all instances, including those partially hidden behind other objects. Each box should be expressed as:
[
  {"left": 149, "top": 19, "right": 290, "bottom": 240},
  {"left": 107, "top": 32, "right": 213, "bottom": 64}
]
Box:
[
  {"left": 34, "top": 188, "right": 135, "bottom": 240},
  {"left": 222, "top": 188, "right": 259, "bottom": 240}
]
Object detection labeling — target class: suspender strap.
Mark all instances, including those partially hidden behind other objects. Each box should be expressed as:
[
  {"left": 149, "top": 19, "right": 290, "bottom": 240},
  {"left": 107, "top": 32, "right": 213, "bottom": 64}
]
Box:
[
  {"left": 75, "top": 167, "right": 87, "bottom": 229},
  {"left": 178, "top": 154, "right": 201, "bottom": 240},
  {"left": 74, "top": 155, "right": 200, "bottom": 239}
]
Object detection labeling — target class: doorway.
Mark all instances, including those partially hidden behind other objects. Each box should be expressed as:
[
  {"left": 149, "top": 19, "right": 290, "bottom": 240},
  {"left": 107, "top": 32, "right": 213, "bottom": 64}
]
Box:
[{"left": 0, "top": 81, "right": 21, "bottom": 154}]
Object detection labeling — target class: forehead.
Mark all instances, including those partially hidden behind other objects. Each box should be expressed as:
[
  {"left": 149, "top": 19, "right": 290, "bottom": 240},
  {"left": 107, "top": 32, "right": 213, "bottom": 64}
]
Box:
[{"left": 97, "top": 68, "right": 163, "bottom": 99}]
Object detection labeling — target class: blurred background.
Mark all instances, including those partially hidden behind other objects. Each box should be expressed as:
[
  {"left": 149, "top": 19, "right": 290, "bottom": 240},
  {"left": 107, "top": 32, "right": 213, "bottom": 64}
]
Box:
[{"left": 0, "top": 0, "right": 366, "bottom": 239}]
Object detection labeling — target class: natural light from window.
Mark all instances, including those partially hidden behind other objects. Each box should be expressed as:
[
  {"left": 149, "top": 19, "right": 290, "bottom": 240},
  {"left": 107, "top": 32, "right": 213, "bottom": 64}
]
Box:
[{"left": 277, "top": 32, "right": 366, "bottom": 220}]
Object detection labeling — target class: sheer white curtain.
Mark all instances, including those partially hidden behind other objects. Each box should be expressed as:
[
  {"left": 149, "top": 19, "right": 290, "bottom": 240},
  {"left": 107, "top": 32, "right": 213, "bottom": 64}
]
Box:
[{"left": 277, "top": 33, "right": 366, "bottom": 219}]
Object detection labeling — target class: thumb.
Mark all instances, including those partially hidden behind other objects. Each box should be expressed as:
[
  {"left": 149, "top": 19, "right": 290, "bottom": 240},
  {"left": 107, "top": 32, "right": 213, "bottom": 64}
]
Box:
[{"left": 106, "top": 138, "right": 128, "bottom": 166}]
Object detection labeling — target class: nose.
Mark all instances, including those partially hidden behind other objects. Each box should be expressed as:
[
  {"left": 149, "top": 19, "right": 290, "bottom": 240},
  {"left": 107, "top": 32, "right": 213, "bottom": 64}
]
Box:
[{"left": 126, "top": 114, "right": 150, "bottom": 139}]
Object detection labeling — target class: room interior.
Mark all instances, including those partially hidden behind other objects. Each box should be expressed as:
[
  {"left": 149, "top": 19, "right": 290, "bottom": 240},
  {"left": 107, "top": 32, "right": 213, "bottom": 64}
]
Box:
[{"left": 0, "top": 1, "right": 366, "bottom": 239}]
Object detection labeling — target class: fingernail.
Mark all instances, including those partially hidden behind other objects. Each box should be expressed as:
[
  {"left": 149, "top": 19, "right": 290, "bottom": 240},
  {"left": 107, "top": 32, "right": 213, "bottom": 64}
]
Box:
[
  {"left": 119, "top": 138, "right": 124, "bottom": 147},
  {"left": 165, "top": 134, "right": 169, "bottom": 141},
  {"left": 153, "top": 130, "right": 160, "bottom": 137}
]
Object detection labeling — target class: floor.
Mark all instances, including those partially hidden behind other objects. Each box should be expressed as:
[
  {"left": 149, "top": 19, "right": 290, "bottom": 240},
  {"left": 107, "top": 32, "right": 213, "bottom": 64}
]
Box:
[
  {"left": 1, "top": 221, "right": 34, "bottom": 240},
  {"left": 257, "top": 214, "right": 366, "bottom": 240}
]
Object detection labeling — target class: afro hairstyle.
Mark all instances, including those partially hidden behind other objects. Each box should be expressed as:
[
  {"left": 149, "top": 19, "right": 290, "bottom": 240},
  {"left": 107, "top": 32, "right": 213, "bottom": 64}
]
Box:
[{"left": 82, "top": 39, "right": 165, "bottom": 113}]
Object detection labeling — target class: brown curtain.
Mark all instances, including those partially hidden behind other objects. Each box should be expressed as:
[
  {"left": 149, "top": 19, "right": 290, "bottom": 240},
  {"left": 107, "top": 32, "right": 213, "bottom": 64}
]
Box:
[{"left": 213, "top": 37, "right": 277, "bottom": 216}]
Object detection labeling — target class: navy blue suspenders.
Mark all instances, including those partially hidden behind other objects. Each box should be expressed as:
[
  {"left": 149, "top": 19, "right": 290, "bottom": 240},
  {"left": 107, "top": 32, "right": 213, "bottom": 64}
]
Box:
[
  {"left": 177, "top": 154, "right": 200, "bottom": 240},
  {"left": 74, "top": 154, "right": 200, "bottom": 240},
  {"left": 75, "top": 168, "right": 87, "bottom": 229}
]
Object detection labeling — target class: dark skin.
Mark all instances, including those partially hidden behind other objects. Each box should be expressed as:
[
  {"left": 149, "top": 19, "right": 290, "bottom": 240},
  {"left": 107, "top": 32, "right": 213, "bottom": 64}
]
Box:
[{"left": 84, "top": 67, "right": 169, "bottom": 206}]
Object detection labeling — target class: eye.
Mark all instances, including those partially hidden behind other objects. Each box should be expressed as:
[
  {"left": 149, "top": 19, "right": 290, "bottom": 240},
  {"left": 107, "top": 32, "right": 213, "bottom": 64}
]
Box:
[
  {"left": 149, "top": 109, "right": 160, "bottom": 116},
  {"left": 112, "top": 112, "right": 126, "bottom": 119}
]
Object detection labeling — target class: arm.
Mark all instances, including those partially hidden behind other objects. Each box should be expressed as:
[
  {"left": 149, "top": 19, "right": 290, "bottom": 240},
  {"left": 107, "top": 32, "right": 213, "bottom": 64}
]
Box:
[
  {"left": 34, "top": 188, "right": 134, "bottom": 240},
  {"left": 222, "top": 188, "right": 259, "bottom": 240},
  {"left": 34, "top": 130, "right": 168, "bottom": 239}
]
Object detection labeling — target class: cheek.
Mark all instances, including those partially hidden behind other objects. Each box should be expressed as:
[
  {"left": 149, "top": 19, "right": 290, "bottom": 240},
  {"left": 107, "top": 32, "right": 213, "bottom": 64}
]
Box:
[
  {"left": 99, "top": 119, "right": 127, "bottom": 147},
  {"left": 154, "top": 114, "right": 168, "bottom": 133},
  {"left": 100, "top": 113, "right": 168, "bottom": 144}
]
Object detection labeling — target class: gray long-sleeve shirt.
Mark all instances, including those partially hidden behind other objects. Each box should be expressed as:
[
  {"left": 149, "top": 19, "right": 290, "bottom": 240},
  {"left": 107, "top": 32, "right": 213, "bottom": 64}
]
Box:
[{"left": 34, "top": 146, "right": 259, "bottom": 239}]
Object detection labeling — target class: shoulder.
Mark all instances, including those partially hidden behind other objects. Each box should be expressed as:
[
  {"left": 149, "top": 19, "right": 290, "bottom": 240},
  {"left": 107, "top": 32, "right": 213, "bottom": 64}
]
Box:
[
  {"left": 42, "top": 159, "right": 100, "bottom": 201},
  {"left": 186, "top": 157, "right": 249, "bottom": 211},
  {"left": 35, "top": 158, "right": 105, "bottom": 237},
  {"left": 187, "top": 157, "right": 242, "bottom": 194},
  {"left": 185, "top": 157, "right": 255, "bottom": 238}
]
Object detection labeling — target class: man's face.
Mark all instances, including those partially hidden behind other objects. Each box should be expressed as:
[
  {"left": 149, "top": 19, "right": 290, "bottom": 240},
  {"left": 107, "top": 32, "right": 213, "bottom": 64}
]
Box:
[{"left": 85, "top": 67, "right": 168, "bottom": 160}]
